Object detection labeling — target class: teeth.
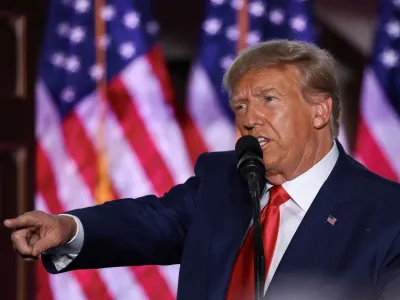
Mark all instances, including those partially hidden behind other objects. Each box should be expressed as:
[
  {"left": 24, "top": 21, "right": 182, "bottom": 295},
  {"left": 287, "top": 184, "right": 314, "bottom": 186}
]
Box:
[{"left": 257, "top": 137, "right": 268, "bottom": 146}]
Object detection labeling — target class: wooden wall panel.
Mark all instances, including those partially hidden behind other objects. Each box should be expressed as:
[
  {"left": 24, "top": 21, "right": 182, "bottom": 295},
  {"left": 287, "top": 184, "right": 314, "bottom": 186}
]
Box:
[{"left": 0, "top": 0, "right": 46, "bottom": 299}]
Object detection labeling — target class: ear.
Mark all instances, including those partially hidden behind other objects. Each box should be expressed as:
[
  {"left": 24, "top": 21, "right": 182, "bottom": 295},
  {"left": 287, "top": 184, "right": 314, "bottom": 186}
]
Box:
[{"left": 312, "top": 96, "right": 332, "bottom": 130}]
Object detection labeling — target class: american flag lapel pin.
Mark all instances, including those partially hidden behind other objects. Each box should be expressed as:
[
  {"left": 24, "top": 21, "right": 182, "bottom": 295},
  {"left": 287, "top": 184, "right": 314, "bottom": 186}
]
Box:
[{"left": 327, "top": 214, "right": 337, "bottom": 226}]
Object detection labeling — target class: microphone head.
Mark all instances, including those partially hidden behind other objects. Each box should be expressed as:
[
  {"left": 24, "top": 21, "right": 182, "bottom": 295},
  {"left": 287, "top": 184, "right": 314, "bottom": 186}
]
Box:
[
  {"left": 235, "top": 135, "right": 263, "bottom": 161},
  {"left": 235, "top": 135, "right": 265, "bottom": 183}
]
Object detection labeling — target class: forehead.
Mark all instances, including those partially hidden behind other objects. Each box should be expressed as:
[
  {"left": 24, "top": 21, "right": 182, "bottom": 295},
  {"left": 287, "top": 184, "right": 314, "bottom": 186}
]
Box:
[{"left": 232, "top": 65, "right": 301, "bottom": 95}]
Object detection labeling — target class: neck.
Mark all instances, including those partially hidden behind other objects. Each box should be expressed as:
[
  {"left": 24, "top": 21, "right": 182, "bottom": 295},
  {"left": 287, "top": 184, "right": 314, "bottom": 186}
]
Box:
[{"left": 266, "top": 133, "right": 334, "bottom": 185}]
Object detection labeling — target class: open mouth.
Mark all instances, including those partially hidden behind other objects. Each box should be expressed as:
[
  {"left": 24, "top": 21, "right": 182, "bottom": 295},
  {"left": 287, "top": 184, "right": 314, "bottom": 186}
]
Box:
[{"left": 257, "top": 136, "right": 270, "bottom": 148}]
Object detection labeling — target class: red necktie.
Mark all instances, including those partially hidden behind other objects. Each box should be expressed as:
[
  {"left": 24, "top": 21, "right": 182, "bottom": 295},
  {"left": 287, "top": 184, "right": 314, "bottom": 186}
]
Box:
[{"left": 226, "top": 185, "right": 291, "bottom": 300}]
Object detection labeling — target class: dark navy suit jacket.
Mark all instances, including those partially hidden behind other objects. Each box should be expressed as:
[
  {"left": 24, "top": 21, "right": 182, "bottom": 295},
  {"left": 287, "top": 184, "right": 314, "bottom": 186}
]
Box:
[{"left": 44, "top": 142, "right": 400, "bottom": 299}]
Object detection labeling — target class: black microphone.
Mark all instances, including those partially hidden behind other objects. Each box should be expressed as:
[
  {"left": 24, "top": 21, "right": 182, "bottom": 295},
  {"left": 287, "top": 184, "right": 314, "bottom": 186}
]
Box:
[
  {"left": 235, "top": 135, "right": 266, "bottom": 300},
  {"left": 235, "top": 135, "right": 265, "bottom": 195}
]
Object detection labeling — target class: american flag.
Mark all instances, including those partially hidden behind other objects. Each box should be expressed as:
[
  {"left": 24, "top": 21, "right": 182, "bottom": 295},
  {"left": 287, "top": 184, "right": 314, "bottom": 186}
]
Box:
[
  {"left": 326, "top": 214, "right": 337, "bottom": 226},
  {"left": 354, "top": 0, "right": 400, "bottom": 182},
  {"left": 183, "top": 0, "right": 317, "bottom": 162},
  {"left": 35, "top": 0, "right": 193, "bottom": 299}
]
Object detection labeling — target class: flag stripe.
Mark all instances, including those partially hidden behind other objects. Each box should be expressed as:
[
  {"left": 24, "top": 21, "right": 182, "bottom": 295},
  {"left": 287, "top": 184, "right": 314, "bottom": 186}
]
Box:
[
  {"left": 73, "top": 89, "right": 177, "bottom": 298},
  {"left": 36, "top": 147, "right": 113, "bottom": 300},
  {"left": 106, "top": 84, "right": 177, "bottom": 297},
  {"left": 36, "top": 81, "right": 94, "bottom": 213},
  {"left": 107, "top": 77, "right": 175, "bottom": 196},
  {"left": 158, "top": 265, "right": 181, "bottom": 295},
  {"left": 62, "top": 113, "right": 98, "bottom": 193},
  {"left": 36, "top": 145, "right": 64, "bottom": 214},
  {"left": 354, "top": 1, "right": 400, "bottom": 183},
  {"left": 121, "top": 54, "right": 193, "bottom": 184},
  {"left": 132, "top": 266, "right": 176, "bottom": 300},
  {"left": 355, "top": 119, "right": 398, "bottom": 181},
  {"left": 147, "top": 46, "right": 175, "bottom": 105},
  {"left": 179, "top": 110, "right": 209, "bottom": 165},
  {"left": 74, "top": 92, "right": 153, "bottom": 198},
  {"left": 146, "top": 44, "right": 207, "bottom": 167},
  {"left": 106, "top": 76, "right": 178, "bottom": 299},
  {"left": 57, "top": 91, "right": 173, "bottom": 299},
  {"left": 36, "top": 82, "right": 152, "bottom": 300},
  {"left": 48, "top": 272, "right": 88, "bottom": 300},
  {"left": 187, "top": 64, "right": 234, "bottom": 152},
  {"left": 36, "top": 261, "right": 54, "bottom": 300},
  {"left": 61, "top": 106, "right": 121, "bottom": 200},
  {"left": 39, "top": 105, "right": 153, "bottom": 300},
  {"left": 95, "top": 268, "right": 149, "bottom": 300},
  {"left": 37, "top": 0, "right": 187, "bottom": 298},
  {"left": 105, "top": 113, "right": 154, "bottom": 198},
  {"left": 146, "top": 48, "right": 208, "bottom": 164},
  {"left": 360, "top": 68, "right": 400, "bottom": 178}
]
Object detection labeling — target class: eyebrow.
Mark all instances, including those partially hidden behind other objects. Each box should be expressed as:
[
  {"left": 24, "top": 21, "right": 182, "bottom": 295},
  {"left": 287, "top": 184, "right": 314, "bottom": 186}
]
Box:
[
  {"left": 253, "top": 87, "right": 280, "bottom": 97},
  {"left": 230, "top": 87, "right": 280, "bottom": 103}
]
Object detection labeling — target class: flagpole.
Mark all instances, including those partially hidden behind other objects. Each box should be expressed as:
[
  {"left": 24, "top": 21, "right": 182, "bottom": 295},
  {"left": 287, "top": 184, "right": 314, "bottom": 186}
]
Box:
[
  {"left": 94, "top": 0, "right": 113, "bottom": 204},
  {"left": 237, "top": 0, "right": 249, "bottom": 52},
  {"left": 235, "top": 0, "right": 249, "bottom": 142}
]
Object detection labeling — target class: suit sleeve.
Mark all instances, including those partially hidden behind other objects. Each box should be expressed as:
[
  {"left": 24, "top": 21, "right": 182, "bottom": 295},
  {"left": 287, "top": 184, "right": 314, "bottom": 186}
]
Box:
[
  {"left": 377, "top": 228, "right": 400, "bottom": 300},
  {"left": 42, "top": 154, "right": 206, "bottom": 274}
]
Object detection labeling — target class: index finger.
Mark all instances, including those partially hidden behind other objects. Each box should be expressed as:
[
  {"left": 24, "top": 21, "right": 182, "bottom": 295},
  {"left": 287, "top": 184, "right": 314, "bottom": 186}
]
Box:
[{"left": 4, "top": 214, "right": 39, "bottom": 229}]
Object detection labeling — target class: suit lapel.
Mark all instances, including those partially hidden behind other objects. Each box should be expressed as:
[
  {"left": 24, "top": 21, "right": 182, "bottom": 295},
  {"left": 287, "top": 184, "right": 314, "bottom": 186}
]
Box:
[
  {"left": 265, "top": 144, "right": 358, "bottom": 298},
  {"left": 207, "top": 163, "right": 254, "bottom": 299}
]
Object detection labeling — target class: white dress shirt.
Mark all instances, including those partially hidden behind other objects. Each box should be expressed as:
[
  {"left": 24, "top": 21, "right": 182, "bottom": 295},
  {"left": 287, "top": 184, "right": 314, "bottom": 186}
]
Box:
[
  {"left": 260, "top": 141, "right": 339, "bottom": 292},
  {"left": 50, "top": 141, "right": 339, "bottom": 293}
]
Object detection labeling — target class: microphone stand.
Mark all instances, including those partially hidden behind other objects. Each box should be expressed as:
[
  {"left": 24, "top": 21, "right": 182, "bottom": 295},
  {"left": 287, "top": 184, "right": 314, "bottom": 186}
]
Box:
[{"left": 248, "top": 172, "right": 265, "bottom": 300}]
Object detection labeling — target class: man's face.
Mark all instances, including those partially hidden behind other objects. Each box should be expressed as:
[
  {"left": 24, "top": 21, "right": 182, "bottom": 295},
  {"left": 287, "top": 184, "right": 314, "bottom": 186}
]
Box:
[{"left": 231, "top": 65, "right": 318, "bottom": 179}]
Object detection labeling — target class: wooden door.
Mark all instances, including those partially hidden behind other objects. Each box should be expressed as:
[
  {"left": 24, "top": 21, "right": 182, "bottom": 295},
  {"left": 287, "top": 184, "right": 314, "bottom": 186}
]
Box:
[{"left": 0, "top": 0, "right": 46, "bottom": 299}]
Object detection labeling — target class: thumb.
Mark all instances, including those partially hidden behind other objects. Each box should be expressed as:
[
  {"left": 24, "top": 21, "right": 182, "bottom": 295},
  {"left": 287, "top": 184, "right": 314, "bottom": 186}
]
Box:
[
  {"left": 4, "top": 214, "right": 38, "bottom": 229},
  {"left": 32, "top": 238, "right": 52, "bottom": 257}
]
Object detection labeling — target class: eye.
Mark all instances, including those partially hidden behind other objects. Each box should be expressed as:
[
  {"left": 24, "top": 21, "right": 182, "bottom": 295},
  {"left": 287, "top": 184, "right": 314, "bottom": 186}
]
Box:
[
  {"left": 264, "top": 96, "right": 275, "bottom": 102},
  {"left": 235, "top": 103, "right": 247, "bottom": 111}
]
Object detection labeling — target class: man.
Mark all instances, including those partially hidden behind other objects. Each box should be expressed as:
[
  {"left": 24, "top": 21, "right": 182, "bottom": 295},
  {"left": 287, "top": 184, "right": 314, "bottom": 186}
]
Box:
[{"left": 5, "top": 40, "right": 400, "bottom": 299}]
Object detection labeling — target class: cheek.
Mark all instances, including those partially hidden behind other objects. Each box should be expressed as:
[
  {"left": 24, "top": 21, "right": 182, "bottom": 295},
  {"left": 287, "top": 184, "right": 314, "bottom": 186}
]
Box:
[
  {"left": 288, "top": 107, "right": 314, "bottom": 138},
  {"left": 268, "top": 107, "right": 289, "bottom": 130},
  {"left": 235, "top": 114, "right": 247, "bottom": 134},
  {"left": 271, "top": 105, "right": 306, "bottom": 139},
  {"left": 235, "top": 112, "right": 244, "bottom": 125}
]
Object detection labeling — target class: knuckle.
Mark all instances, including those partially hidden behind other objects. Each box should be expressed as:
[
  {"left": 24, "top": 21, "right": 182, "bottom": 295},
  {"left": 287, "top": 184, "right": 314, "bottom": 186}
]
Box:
[
  {"left": 11, "top": 231, "right": 20, "bottom": 241},
  {"left": 22, "top": 211, "right": 33, "bottom": 218},
  {"left": 32, "top": 210, "right": 48, "bottom": 221},
  {"left": 16, "top": 246, "right": 31, "bottom": 256}
]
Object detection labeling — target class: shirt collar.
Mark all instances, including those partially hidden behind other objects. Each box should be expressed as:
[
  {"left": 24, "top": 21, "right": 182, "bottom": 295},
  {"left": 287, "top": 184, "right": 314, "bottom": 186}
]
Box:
[{"left": 265, "top": 140, "right": 339, "bottom": 212}]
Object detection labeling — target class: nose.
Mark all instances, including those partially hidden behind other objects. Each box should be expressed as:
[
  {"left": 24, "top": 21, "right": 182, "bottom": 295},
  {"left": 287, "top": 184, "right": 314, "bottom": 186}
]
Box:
[{"left": 242, "top": 103, "right": 264, "bottom": 131}]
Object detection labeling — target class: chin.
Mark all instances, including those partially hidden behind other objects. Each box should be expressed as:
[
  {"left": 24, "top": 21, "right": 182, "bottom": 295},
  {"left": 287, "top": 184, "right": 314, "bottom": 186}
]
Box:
[
  {"left": 264, "top": 173, "right": 287, "bottom": 185},
  {"left": 263, "top": 160, "right": 283, "bottom": 180}
]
